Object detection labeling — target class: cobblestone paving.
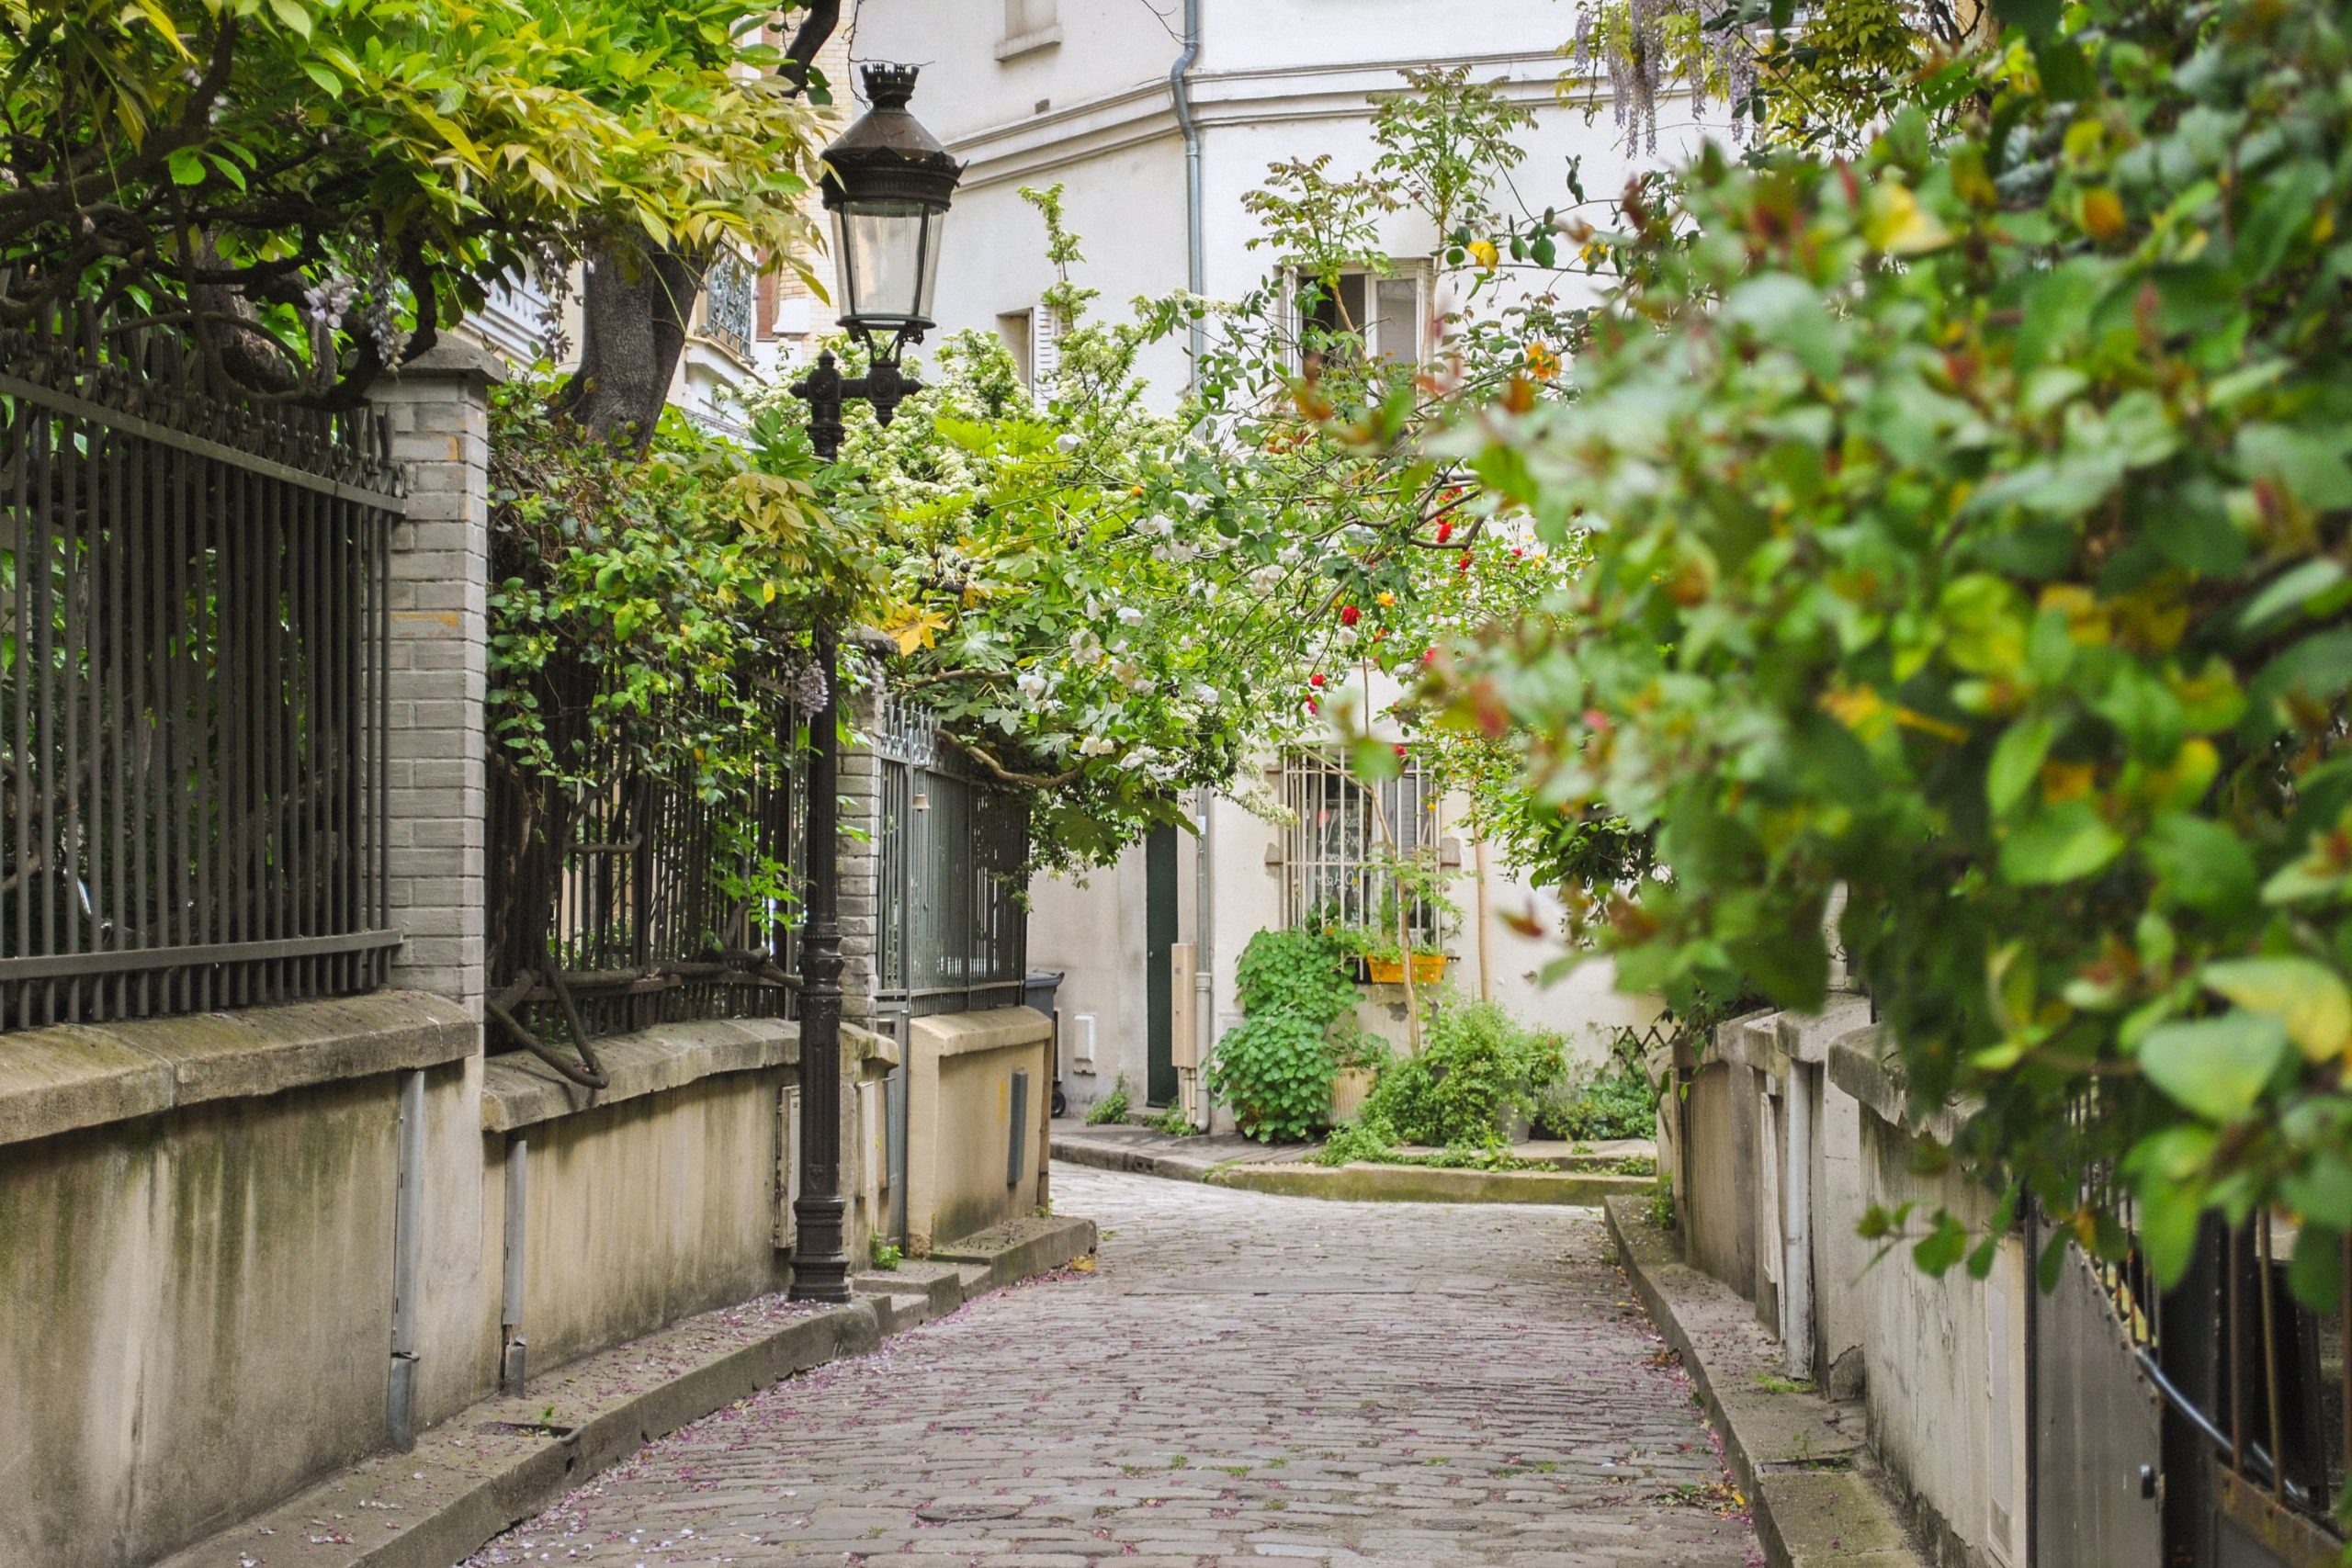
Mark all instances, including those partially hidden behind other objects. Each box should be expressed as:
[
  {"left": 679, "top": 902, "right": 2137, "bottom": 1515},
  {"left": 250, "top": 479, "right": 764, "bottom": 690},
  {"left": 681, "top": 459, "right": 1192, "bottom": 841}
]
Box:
[{"left": 468, "top": 1167, "right": 1759, "bottom": 1568}]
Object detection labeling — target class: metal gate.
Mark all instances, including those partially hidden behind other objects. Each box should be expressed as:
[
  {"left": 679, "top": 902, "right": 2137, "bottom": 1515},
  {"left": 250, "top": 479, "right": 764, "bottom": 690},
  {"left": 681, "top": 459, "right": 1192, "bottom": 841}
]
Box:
[
  {"left": 872, "top": 692, "right": 1026, "bottom": 1021},
  {"left": 2030, "top": 1215, "right": 2166, "bottom": 1567}
]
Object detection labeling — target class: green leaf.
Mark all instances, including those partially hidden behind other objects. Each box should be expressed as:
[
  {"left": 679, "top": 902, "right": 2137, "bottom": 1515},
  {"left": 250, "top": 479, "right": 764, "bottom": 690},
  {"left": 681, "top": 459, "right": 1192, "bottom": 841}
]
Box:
[
  {"left": 2136, "top": 1012, "right": 2290, "bottom": 1122},
  {"left": 2142, "top": 813, "right": 2256, "bottom": 916},
  {"left": 1913, "top": 1211, "right": 1969, "bottom": 1277},
  {"left": 1998, "top": 801, "right": 2125, "bottom": 886},
  {"left": 1985, "top": 715, "right": 2055, "bottom": 817},
  {"left": 2236, "top": 424, "right": 2352, "bottom": 510},
  {"left": 166, "top": 148, "right": 205, "bottom": 186},
  {"left": 2200, "top": 956, "right": 2352, "bottom": 1061},
  {"left": 2289, "top": 1224, "right": 2344, "bottom": 1313}
]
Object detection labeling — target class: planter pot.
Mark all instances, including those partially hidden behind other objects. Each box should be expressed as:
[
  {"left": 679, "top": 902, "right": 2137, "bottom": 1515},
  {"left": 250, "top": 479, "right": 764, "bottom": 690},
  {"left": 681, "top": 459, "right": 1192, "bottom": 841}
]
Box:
[
  {"left": 1365, "top": 953, "right": 1448, "bottom": 987},
  {"left": 1329, "top": 1066, "right": 1378, "bottom": 1124}
]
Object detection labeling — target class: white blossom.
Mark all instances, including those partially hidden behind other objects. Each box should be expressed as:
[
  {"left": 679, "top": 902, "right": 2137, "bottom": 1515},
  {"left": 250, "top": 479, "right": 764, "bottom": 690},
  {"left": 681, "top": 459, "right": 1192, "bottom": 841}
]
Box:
[
  {"left": 1078, "top": 735, "right": 1116, "bottom": 757},
  {"left": 1116, "top": 605, "right": 1145, "bottom": 626},
  {"left": 1055, "top": 433, "right": 1082, "bottom": 455}
]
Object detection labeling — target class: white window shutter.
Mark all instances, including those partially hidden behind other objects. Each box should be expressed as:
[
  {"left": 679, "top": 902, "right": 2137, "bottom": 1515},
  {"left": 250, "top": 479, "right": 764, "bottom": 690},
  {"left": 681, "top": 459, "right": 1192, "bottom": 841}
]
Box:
[{"left": 1032, "top": 306, "right": 1062, "bottom": 386}]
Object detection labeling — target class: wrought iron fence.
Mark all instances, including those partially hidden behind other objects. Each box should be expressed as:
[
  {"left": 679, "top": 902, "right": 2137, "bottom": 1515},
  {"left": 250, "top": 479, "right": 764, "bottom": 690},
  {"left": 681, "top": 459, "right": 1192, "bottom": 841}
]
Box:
[
  {"left": 874, "top": 694, "right": 1027, "bottom": 1020},
  {"left": 0, "top": 307, "right": 403, "bottom": 1031},
  {"left": 2059, "top": 1089, "right": 2350, "bottom": 1564},
  {"left": 485, "top": 685, "right": 805, "bottom": 1083}
]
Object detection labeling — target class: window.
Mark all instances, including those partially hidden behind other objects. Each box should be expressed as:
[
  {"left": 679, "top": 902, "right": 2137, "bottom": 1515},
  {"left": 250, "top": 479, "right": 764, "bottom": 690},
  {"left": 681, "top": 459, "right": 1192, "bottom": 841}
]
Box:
[
  {"left": 1295, "top": 266, "right": 1429, "bottom": 372},
  {"left": 1278, "top": 750, "right": 1445, "bottom": 946},
  {"left": 1000, "top": 0, "right": 1060, "bottom": 58}
]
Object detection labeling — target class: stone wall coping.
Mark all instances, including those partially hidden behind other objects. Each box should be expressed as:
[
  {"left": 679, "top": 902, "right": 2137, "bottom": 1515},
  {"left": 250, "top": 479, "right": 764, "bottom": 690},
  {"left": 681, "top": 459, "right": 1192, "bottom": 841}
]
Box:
[
  {"left": 909, "top": 1006, "right": 1052, "bottom": 1062},
  {"left": 0, "top": 991, "right": 477, "bottom": 1150},
  {"left": 479, "top": 1017, "right": 888, "bottom": 1134},
  {"left": 1826, "top": 1023, "right": 1972, "bottom": 1145},
  {"left": 1706, "top": 995, "right": 1875, "bottom": 1077}
]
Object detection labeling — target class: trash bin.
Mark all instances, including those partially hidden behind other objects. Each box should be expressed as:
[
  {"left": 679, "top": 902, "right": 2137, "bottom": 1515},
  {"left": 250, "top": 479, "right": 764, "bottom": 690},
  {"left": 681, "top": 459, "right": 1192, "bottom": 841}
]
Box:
[
  {"left": 1025, "top": 970, "right": 1067, "bottom": 1116},
  {"left": 1023, "top": 969, "right": 1065, "bottom": 1016}
]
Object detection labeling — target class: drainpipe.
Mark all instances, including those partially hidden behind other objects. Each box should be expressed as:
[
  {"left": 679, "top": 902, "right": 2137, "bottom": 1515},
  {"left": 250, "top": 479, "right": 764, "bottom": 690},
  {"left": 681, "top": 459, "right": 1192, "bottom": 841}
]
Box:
[
  {"left": 1782, "top": 1064, "right": 1815, "bottom": 1381},
  {"left": 388, "top": 1069, "right": 426, "bottom": 1450},
  {"left": 1174, "top": 5, "right": 1213, "bottom": 1131},
  {"left": 1193, "top": 787, "right": 1216, "bottom": 1131},
  {"left": 500, "top": 1134, "right": 529, "bottom": 1391},
  {"left": 1169, "top": 0, "right": 1204, "bottom": 376}
]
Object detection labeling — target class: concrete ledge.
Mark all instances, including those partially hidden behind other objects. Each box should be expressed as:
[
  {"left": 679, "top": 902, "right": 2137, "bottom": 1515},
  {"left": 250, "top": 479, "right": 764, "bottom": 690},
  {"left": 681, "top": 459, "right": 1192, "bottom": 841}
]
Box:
[
  {"left": 1825, "top": 1026, "right": 1970, "bottom": 1145},
  {"left": 1211, "top": 1161, "right": 1655, "bottom": 1206},
  {"left": 855, "top": 1258, "right": 965, "bottom": 1321},
  {"left": 912, "top": 1005, "right": 1052, "bottom": 1060},
  {"left": 927, "top": 1213, "right": 1099, "bottom": 1289},
  {"left": 160, "top": 1206, "right": 1099, "bottom": 1568},
  {"left": 481, "top": 1019, "right": 888, "bottom": 1133},
  {"left": 0, "top": 991, "right": 475, "bottom": 1149},
  {"left": 1604, "top": 1195, "right": 1923, "bottom": 1568}
]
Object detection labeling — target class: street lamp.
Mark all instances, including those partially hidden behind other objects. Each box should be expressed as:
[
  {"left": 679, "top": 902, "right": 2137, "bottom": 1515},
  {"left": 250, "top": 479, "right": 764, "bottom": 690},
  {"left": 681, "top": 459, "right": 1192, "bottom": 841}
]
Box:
[
  {"left": 790, "top": 62, "right": 964, "bottom": 463},
  {"left": 786, "top": 63, "right": 961, "bottom": 1304}
]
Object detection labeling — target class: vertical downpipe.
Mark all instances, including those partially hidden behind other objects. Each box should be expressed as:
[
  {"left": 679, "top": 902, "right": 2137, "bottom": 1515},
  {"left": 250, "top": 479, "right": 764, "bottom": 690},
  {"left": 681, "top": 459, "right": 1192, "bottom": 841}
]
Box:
[
  {"left": 1192, "top": 789, "right": 1215, "bottom": 1131},
  {"left": 1782, "top": 1065, "right": 1815, "bottom": 1380},
  {"left": 388, "top": 1068, "right": 426, "bottom": 1450},
  {"left": 500, "top": 1134, "right": 529, "bottom": 1392},
  {"left": 1173, "top": 3, "right": 1212, "bottom": 1130},
  {"left": 1170, "top": 0, "right": 1205, "bottom": 376}
]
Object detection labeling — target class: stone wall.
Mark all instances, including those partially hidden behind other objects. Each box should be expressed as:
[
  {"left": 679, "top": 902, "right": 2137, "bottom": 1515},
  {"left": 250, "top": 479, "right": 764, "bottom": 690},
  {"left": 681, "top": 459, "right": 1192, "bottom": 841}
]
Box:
[
  {"left": 1671, "top": 1009, "right": 2030, "bottom": 1568},
  {"left": 0, "top": 998, "right": 474, "bottom": 1568},
  {"left": 905, "top": 1008, "right": 1053, "bottom": 1254}
]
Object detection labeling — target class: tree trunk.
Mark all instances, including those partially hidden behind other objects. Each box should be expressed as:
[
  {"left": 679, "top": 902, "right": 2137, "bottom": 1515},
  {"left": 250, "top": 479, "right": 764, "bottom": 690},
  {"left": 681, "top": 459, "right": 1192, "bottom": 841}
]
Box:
[{"left": 557, "top": 239, "right": 704, "bottom": 453}]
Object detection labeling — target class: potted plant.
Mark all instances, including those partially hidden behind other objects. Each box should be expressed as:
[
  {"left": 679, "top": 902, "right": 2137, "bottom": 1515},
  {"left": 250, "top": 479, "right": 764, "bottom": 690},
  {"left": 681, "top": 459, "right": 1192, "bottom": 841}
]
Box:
[{"left": 1357, "top": 855, "right": 1459, "bottom": 987}]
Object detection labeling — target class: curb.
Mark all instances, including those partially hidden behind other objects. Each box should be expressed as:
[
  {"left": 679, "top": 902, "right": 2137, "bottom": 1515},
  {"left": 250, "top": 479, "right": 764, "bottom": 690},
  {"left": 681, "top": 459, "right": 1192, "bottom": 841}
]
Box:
[
  {"left": 1053, "top": 1137, "right": 1652, "bottom": 1205},
  {"left": 1603, "top": 1197, "right": 1925, "bottom": 1568},
  {"left": 159, "top": 1215, "right": 1098, "bottom": 1568},
  {"left": 1050, "top": 1135, "right": 1228, "bottom": 1182},
  {"left": 1214, "top": 1161, "right": 1652, "bottom": 1206}
]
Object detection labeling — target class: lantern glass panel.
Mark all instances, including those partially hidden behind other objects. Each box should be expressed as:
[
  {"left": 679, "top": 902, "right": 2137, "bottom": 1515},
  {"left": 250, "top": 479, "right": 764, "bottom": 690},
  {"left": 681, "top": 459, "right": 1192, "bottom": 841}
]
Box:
[{"left": 834, "top": 202, "right": 944, "bottom": 333}]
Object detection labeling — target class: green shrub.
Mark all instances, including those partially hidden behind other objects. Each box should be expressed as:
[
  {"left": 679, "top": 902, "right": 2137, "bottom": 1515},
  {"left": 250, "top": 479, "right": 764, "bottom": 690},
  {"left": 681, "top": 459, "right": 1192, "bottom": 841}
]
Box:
[
  {"left": 1085, "top": 1075, "right": 1132, "bottom": 1126},
  {"left": 1234, "top": 927, "right": 1361, "bottom": 1026},
  {"left": 1206, "top": 1011, "right": 1339, "bottom": 1144},
  {"left": 1353, "top": 998, "right": 1566, "bottom": 1150},
  {"left": 1543, "top": 1062, "right": 1659, "bottom": 1143}
]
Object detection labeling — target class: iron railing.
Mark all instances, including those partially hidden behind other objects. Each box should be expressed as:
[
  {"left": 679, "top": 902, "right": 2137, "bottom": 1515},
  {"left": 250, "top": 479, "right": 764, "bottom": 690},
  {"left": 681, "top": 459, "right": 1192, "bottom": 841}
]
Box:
[
  {"left": 874, "top": 693, "right": 1028, "bottom": 1020},
  {"left": 0, "top": 307, "right": 402, "bottom": 1030},
  {"left": 485, "top": 685, "right": 805, "bottom": 1081}
]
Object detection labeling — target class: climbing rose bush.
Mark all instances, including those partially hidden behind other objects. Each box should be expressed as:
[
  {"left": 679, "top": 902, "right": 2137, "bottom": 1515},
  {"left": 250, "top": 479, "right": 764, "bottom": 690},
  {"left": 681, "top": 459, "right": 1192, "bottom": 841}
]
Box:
[{"left": 1441, "top": 1, "right": 2352, "bottom": 1292}]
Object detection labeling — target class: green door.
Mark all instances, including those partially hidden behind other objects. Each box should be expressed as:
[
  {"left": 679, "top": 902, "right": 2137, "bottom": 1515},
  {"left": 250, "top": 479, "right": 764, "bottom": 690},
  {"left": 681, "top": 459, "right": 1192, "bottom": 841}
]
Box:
[{"left": 1146, "top": 825, "right": 1179, "bottom": 1106}]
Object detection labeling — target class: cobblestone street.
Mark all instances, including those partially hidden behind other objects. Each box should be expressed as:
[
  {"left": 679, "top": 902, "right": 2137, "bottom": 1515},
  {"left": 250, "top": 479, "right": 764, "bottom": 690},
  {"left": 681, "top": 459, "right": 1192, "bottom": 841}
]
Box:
[{"left": 469, "top": 1168, "right": 1760, "bottom": 1568}]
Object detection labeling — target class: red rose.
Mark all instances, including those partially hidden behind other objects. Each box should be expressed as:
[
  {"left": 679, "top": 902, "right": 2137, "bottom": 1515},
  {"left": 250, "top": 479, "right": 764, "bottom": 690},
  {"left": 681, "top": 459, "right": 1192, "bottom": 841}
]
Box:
[
  {"left": 1309, "top": 673, "right": 1326, "bottom": 688},
  {"left": 1422, "top": 648, "right": 1438, "bottom": 664},
  {"left": 1457, "top": 552, "right": 1473, "bottom": 573},
  {"left": 1436, "top": 520, "right": 1453, "bottom": 545},
  {"left": 1394, "top": 744, "right": 1408, "bottom": 759},
  {"left": 1340, "top": 604, "right": 1361, "bottom": 626}
]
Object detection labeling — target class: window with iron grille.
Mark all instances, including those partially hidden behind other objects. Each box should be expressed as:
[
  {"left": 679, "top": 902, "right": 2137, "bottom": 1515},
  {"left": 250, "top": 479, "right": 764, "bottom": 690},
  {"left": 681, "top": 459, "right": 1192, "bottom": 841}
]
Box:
[
  {"left": 1278, "top": 750, "right": 1443, "bottom": 947},
  {"left": 703, "top": 252, "right": 756, "bottom": 360}
]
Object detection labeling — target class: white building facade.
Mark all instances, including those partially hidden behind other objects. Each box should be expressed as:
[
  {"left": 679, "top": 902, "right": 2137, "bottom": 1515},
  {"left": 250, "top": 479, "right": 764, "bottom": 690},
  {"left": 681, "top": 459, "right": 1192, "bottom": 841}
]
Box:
[{"left": 844, "top": 0, "right": 1689, "bottom": 1124}]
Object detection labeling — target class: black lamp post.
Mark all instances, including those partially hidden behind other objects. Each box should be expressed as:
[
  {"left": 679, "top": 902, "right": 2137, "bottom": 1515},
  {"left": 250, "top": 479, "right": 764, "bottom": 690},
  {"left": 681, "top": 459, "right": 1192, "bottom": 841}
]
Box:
[{"left": 786, "top": 63, "right": 962, "bottom": 1304}]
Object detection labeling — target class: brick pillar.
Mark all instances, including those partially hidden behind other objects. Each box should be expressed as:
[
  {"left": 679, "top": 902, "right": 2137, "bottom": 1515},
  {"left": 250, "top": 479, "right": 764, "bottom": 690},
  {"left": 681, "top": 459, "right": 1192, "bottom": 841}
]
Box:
[
  {"left": 367, "top": 341, "right": 504, "bottom": 1018},
  {"left": 836, "top": 648, "right": 887, "bottom": 1029}
]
